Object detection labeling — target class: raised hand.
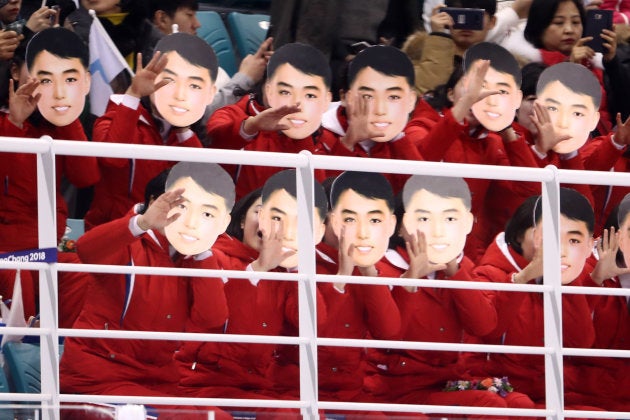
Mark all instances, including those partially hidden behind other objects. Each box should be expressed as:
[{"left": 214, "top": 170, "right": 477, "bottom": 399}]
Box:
[
  {"left": 430, "top": 4, "right": 454, "bottom": 33},
  {"left": 242, "top": 103, "right": 301, "bottom": 135},
  {"left": 570, "top": 37, "right": 596, "bottom": 64},
  {"left": 451, "top": 60, "right": 500, "bottom": 123},
  {"left": 601, "top": 28, "right": 617, "bottom": 63},
  {"left": 513, "top": 233, "right": 543, "bottom": 284},
  {"left": 251, "top": 219, "right": 296, "bottom": 272},
  {"left": 126, "top": 52, "right": 170, "bottom": 98},
  {"left": 25, "top": 6, "right": 57, "bottom": 32},
  {"left": 591, "top": 227, "right": 630, "bottom": 284},
  {"left": 8, "top": 78, "right": 41, "bottom": 128},
  {"left": 137, "top": 188, "right": 185, "bottom": 232},
  {"left": 0, "top": 30, "right": 22, "bottom": 61},
  {"left": 402, "top": 230, "right": 447, "bottom": 287},
  {"left": 238, "top": 37, "right": 273, "bottom": 83},
  {"left": 612, "top": 113, "right": 630, "bottom": 147},
  {"left": 530, "top": 101, "right": 572, "bottom": 154},
  {"left": 340, "top": 91, "right": 385, "bottom": 150}
]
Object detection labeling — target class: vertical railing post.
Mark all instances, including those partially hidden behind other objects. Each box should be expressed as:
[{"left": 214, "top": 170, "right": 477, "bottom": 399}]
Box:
[
  {"left": 541, "top": 165, "right": 563, "bottom": 420},
  {"left": 296, "top": 151, "right": 318, "bottom": 419},
  {"left": 37, "top": 136, "right": 60, "bottom": 420}
]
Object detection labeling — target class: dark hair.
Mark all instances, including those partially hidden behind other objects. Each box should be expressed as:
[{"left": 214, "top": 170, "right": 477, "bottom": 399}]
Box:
[
  {"left": 424, "top": 64, "right": 464, "bottom": 112},
  {"left": 26, "top": 27, "right": 89, "bottom": 70},
  {"left": 139, "top": 168, "right": 171, "bottom": 215},
  {"left": 505, "top": 195, "right": 541, "bottom": 255},
  {"left": 402, "top": 175, "right": 471, "bottom": 211},
  {"left": 226, "top": 187, "right": 262, "bottom": 241},
  {"left": 155, "top": 32, "right": 218, "bottom": 82},
  {"left": 267, "top": 43, "right": 332, "bottom": 89},
  {"left": 524, "top": 0, "right": 585, "bottom": 49},
  {"left": 463, "top": 42, "right": 522, "bottom": 87},
  {"left": 165, "top": 161, "right": 235, "bottom": 211},
  {"left": 560, "top": 187, "right": 594, "bottom": 234},
  {"left": 617, "top": 193, "right": 630, "bottom": 228},
  {"left": 536, "top": 62, "right": 601, "bottom": 108},
  {"left": 347, "top": 45, "right": 415, "bottom": 88},
  {"left": 521, "top": 62, "right": 547, "bottom": 98},
  {"left": 330, "top": 171, "right": 395, "bottom": 212},
  {"left": 261, "top": 170, "right": 328, "bottom": 221},
  {"left": 150, "top": 0, "right": 198, "bottom": 17},
  {"left": 445, "top": 0, "right": 497, "bottom": 16}
]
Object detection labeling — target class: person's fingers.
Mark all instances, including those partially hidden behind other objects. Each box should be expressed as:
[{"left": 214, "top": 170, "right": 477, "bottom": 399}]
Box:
[
  {"left": 575, "top": 37, "right": 592, "bottom": 47},
  {"left": 255, "top": 37, "right": 273, "bottom": 57}
]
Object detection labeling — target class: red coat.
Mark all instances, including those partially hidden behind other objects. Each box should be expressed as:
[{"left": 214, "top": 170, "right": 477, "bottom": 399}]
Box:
[
  {"left": 321, "top": 103, "right": 425, "bottom": 194},
  {"left": 0, "top": 116, "right": 99, "bottom": 251},
  {"left": 564, "top": 255, "right": 630, "bottom": 411},
  {"left": 471, "top": 233, "right": 596, "bottom": 403},
  {"left": 412, "top": 111, "right": 540, "bottom": 263},
  {"left": 367, "top": 248, "right": 498, "bottom": 402},
  {"left": 60, "top": 214, "right": 191, "bottom": 396},
  {"left": 206, "top": 94, "right": 266, "bottom": 178},
  {"left": 234, "top": 129, "right": 335, "bottom": 199},
  {"left": 84, "top": 97, "right": 203, "bottom": 230},
  {"left": 212, "top": 233, "right": 258, "bottom": 269},
  {"left": 58, "top": 252, "right": 93, "bottom": 329}
]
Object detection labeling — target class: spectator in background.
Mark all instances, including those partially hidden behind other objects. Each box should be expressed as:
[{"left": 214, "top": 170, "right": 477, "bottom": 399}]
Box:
[{"left": 269, "top": 0, "right": 421, "bottom": 99}]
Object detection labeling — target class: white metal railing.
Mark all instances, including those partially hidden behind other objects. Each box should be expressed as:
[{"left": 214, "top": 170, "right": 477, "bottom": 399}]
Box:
[{"left": 0, "top": 136, "right": 629, "bottom": 420}]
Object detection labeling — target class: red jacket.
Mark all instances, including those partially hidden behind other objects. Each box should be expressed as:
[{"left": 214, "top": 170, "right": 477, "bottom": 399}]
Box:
[
  {"left": 0, "top": 116, "right": 99, "bottom": 251},
  {"left": 235, "top": 129, "right": 335, "bottom": 199},
  {"left": 60, "top": 213, "right": 191, "bottom": 396},
  {"left": 366, "top": 248, "right": 497, "bottom": 402},
  {"left": 206, "top": 94, "right": 266, "bottom": 178},
  {"left": 84, "top": 97, "right": 203, "bottom": 230},
  {"left": 471, "top": 233, "right": 596, "bottom": 402},
  {"left": 321, "top": 103, "right": 425, "bottom": 194}
]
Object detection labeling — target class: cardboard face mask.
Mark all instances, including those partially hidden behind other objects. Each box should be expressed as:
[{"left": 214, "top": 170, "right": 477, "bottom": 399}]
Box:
[
  {"left": 330, "top": 171, "right": 397, "bottom": 268},
  {"left": 463, "top": 42, "right": 522, "bottom": 132},
  {"left": 401, "top": 175, "right": 473, "bottom": 265},
  {"left": 26, "top": 28, "right": 91, "bottom": 127},
  {"left": 163, "top": 162, "right": 234, "bottom": 256},
  {"left": 151, "top": 33, "right": 218, "bottom": 127},
  {"left": 535, "top": 62, "right": 601, "bottom": 154}
]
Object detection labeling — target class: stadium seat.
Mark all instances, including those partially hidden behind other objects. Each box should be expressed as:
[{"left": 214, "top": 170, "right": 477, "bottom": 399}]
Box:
[
  {"left": 226, "top": 12, "right": 270, "bottom": 58},
  {"left": 2, "top": 342, "right": 41, "bottom": 394},
  {"left": 196, "top": 11, "right": 238, "bottom": 76}
]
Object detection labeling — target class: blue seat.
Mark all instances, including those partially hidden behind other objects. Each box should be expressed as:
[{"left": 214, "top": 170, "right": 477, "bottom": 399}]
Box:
[
  {"left": 2, "top": 342, "right": 41, "bottom": 394},
  {"left": 196, "top": 11, "right": 238, "bottom": 76},
  {"left": 226, "top": 12, "right": 270, "bottom": 58}
]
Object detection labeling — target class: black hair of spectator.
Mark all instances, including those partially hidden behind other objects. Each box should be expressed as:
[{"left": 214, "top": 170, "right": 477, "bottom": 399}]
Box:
[
  {"left": 267, "top": 43, "right": 332, "bottom": 89},
  {"left": 154, "top": 32, "right": 219, "bottom": 82},
  {"left": 463, "top": 42, "right": 522, "bottom": 87},
  {"left": 424, "top": 64, "right": 464, "bottom": 112},
  {"left": 445, "top": 0, "right": 497, "bottom": 16},
  {"left": 150, "top": 0, "right": 198, "bottom": 17},
  {"left": 524, "top": 0, "right": 586, "bottom": 49},
  {"left": 389, "top": 192, "right": 406, "bottom": 250},
  {"left": 504, "top": 195, "right": 541, "bottom": 256},
  {"left": 402, "top": 175, "right": 471, "bottom": 211},
  {"left": 347, "top": 45, "right": 415, "bottom": 88},
  {"left": 165, "top": 162, "right": 235, "bottom": 211},
  {"left": 261, "top": 169, "right": 328, "bottom": 222},
  {"left": 226, "top": 187, "right": 262, "bottom": 241},
  {"left": 536, "top": 62, "right": 602, "bottom": 109},
  {"left": 520, "top": 62, "right": 547, "bottom": 98},
  {"left": 139, "top": 168, "right": 171, "bottom": 215},
  {"left": 25, "top": 27, "right": 89, "bottom": 70},
  {"left": 560, "top": 187, "right": 594, "bottom": 234},
  {"left": 330, "top": 171, "right": 395, "bottom": 212}
]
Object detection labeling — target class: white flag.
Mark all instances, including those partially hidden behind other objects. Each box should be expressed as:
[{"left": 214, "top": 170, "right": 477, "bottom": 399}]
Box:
[
  {"left": 1, "top": 270, "right": 27, "bottom": 347},
  {"left": 88, "top": 9, "right": 134, "bottom": 116}
]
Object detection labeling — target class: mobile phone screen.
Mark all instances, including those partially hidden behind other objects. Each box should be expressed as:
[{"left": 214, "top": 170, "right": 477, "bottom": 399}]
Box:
[{"left": 439, "top": 7, "right": 484, "bottom": 31}]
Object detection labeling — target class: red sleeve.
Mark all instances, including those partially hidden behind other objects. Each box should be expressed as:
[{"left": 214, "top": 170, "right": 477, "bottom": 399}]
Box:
[
  {"left": 562, "top": 277, "right": 596, "bottom": 349},
  {"left": 359, "top": 284, "right": 401, "bottom": 340},
  {"left": 206, "top": 96, "right": 252, "bottom": 150},
  {"left": 284, "top": 281, "right": 328, "bottom": 330},
  {"left": 76, "top": 213, "right": 139, "bottom": 265},
  {"left": 92, "top": 100, "right": 144, "bottom": 145},
  {"left": 557, "top": 153, "right": 595, "bottom": 207},
  {"left": 581, "top": 134, "right": 625, "bottom": 172},
  {"left": 448, "top": 262, "right": 498, "bottom": 337},
  {"left": 56, "top": 121, "right": 100, "bottom": 188},
  {"left": 0, "top": 113, "right": 27, "bottom": 137},
  {"left": 414, "top": 109, "right": 467, "bottom": 162},
  {"left": 186, "top": 263, "right": 229, "bottom": 334}
]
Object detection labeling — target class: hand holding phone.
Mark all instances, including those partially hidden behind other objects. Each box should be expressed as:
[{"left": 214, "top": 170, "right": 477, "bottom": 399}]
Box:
[{"left": 439, "top": 7, "right": 485, "bottom": 30}]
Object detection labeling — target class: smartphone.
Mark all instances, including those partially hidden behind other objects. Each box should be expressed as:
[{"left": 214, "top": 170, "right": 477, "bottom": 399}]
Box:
[
  {"left": 584, "top": 9, "right": 613, "bottom": 53},
  {"left": 4, "top": 19, "right": 24, "bottom": 35},
  {"left": 439, "top": 7, "right": 484, "bottom": 30},
  {"left": 50, "top": 5, "right": 60, "bottom": 27}
]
